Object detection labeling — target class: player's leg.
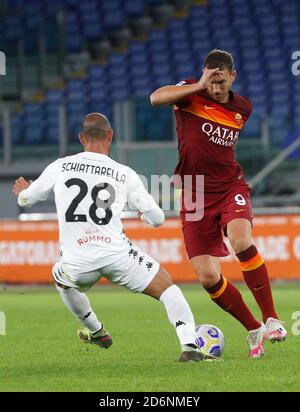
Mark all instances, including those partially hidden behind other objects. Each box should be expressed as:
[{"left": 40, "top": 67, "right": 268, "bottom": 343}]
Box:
[
  {"left": 190, "top": 254, "right": 262, "bottom": 331},
  {"left": 183, "top": 217, "right": 263, "bottom": 328},
  {"left": 142, "top": 266, "right": 218, "bottom": 362},
  {"left": 52, "top": 263, "right": 112, "bottom": 349},
  {"left": 227, "top": 217, "right": 287, "bottom": 342},
  {"left": 183, "top": 214, "right": 266, "bottom": 357},
  {"left": 190, "top": 254, "right": 266, "bottom": 358},
  {"left": 103, "top": 249, "right": 216, "bottom": 362}
]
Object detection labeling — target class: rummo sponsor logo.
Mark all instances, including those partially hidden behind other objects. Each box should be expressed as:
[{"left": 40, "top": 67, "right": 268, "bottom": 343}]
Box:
[{"left": 0, "top": 51, "right": 6, "bottom": 75}]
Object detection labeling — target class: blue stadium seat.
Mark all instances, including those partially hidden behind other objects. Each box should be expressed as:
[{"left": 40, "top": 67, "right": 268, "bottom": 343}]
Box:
[
  {"left": 145, "top": 0, "right": 163, "bottom": 5},
  {"left": 241, "top": 114, "right": 262, "bottom": 138},
  {"left": 46, "top": 126, "right": 59, "bottom": 144},
  {"left": 24, "top": 13, "right": 44, "bottom": 32},
  {"left": 7, "top": 0, "right": 299, "bottom": 144},
  {"left": 172, "top": 50, "right": 193, "bottom": 64},
  {"left": 46, "top": 89, "right": 64, "bottom": 103},
  {"left": 210, "top": 5, "right": 229, "bottom": 18},
  {"left": 148, "top": 29, "right": 167, "bottom": 42},
  {"left": 148, "top": 39, "right": 168, "bottom": 53},
  {"left": 103, "top": 11, "right": 125, "bottom": 31},
  {"left": 66, "top": 79, "right": 86, "bottom": 92},
  {"left": 153, "top": 74, "right": 175, "bottom": 88},
  {"left": 269, "top": 114, "right": 291, "bottom": 146},
  {"left": 130, "top": 65, "right": 149, "bottom": 78},
  {"left": 87, "top": 82, "right": 108, "bottom": 98},
  {"left": 82, "top": 21, "right": 103, "bottom": 41},
  {"left": 110, "top": 53, "right": 128, "bottom": 66},
  {"left": 24, "top": 124, "right": 45, "bottom": 144},
  {"left": 65, "top": 33, "right": 83, "bottom": 53},
  {"left": 45, "top": 102, "right": 60, "bottom": 116},
  {"left": 131, "top": 78, "right": 153, "bottom": 98},
  {"left": 108, "top": 66, "right": 128, "bottom": 81},
  {"left": 65, "top": 0, "right": 81, "bottom": 6},
  {"left": 44, "top": 0, "right": 63, "bottom": 17},
  {"left": 11, "top": 114, "right": 24, "bottom": 144},
  {"left": 88, "top": 102, "right": 112, "bottom": 118},
  {"left": 129, "top": 51, "right": 148, "bottom": 66},
  {"left": 124, "top": 0, "right": 145, "bottom": 18},
  {"left": 111, "top": 88, "right": 130, "bottom": 102},
  {"left": 78, "top": 0, "right": 98, "bottom": 13},
  {"left": 150, "top": 52, "right": 170, "bottom": 67},
  {"left": 169, "top": 39, "right": 190, "bottom": 53},
  {"left": 168, "top": 19, "right": 187, "bottom": 31},
  {"left": 175, "top": 63, "right": 195, "bottom": 80},
  {"left": 283, "top": 131, "right": 300, "bottom": 159},
  {"left": 88, "top": 65, "right": 106, "bottom": 80}
]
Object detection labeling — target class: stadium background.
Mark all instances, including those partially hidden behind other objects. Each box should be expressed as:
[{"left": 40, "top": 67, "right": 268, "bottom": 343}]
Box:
[{"left": 1, "top": 0, "right": 300, "bottom": 284}]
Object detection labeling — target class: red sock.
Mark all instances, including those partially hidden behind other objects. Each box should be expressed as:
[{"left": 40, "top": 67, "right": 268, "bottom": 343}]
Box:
[
  {"left": 236, "top": 245, "right": 278, "bottom": 323},
  {"left": 205, "top": 275, "right": 261, "bottom": 331}
]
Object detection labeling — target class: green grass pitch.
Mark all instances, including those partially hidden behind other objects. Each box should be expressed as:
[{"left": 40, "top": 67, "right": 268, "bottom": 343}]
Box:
[{"left": 0, "top": 283, "right": 300, "bottom": 392}]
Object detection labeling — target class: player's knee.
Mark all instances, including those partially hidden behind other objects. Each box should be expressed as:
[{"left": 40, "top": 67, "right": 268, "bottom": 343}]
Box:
[
  {"left": 142, "top": 267, "right": 174, "bottom": 300},
  {"left": 55, "top": 281, "right": 71, "bottom": 292},
  {"left": 193, "top": 265, "right": 219, "bottom": 287},
  {"left": 229, "top": 237, "right": 252, "bottom": 254}
]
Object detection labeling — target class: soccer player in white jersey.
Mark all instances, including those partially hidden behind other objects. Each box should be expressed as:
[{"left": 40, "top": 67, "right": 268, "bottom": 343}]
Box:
[{"left": 13, "top": 113, "right": 217, "bottom": 362}]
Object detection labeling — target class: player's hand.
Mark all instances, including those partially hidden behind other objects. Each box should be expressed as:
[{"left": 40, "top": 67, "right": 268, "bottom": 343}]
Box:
[
  {"left": 12, "top": 177, "right": 32, "bottom": 196},
  {"left": 198, "top": 67, "right": 221, "bottom": 89},
  {"left": 137, "top": 210, "right": 142, "bottom": 218}
]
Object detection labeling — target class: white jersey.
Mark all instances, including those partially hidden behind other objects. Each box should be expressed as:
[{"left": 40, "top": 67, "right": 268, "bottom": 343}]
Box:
[{"left": 18, "top": 152, "right": 164, "bottom": 273}]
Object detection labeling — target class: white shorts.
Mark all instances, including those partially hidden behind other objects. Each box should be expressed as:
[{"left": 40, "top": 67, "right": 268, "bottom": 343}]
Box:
[{"left": 52, "top": 247, "right": 160, "bottom": 293}]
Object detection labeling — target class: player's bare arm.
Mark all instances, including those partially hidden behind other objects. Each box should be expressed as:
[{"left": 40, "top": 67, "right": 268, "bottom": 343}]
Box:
[
  {"left": 150, "top": 67, "right": 220, "bottom": 107},
  {"left": 12, "top": 177, "right": 32, "bottom": 196}
]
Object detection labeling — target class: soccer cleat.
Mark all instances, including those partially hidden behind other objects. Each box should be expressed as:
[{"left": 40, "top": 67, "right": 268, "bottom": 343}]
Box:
[
  {"left": 247, "top": 323, "right": 267, "bottom": 359},
  {"left": 77, "top": 326, "right": 113, "bottom": 349},
  {"left": 265, "top": 318, "right": 288, "bottom": 343},
  {"left": 179, "top": 344, "right": 220, "bottom": 362}
]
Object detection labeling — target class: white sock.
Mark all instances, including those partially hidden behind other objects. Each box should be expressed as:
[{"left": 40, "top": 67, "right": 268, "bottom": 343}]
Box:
[
  {"left": 159, "top": 285, "right": 196, "bottom": 347},
  {"left": 56, "top": 285, "right": 102, "bottom": 334}
]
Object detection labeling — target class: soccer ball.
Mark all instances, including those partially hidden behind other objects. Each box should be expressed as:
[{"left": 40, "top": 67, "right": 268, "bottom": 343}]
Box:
[{"left": 195, "top": 324, "right": 225, "bottom": 357}]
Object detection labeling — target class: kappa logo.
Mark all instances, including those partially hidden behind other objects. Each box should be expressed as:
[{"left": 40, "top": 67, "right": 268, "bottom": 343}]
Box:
[
  {"left": 175, "top": 320, "right": 186, "bottom": 328},
  {"left": 83, "top": 311, "right": 92, "bottom": 320}
]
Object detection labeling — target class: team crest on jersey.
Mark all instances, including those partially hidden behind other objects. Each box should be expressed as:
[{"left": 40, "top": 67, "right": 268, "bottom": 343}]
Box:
[{"left": 235, "top": 113, "right": 243, "bottom": 125}]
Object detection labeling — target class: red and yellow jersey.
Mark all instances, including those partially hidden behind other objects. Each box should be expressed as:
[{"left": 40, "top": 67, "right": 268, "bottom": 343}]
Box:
[{"left": 173, "top": 78, "right": 252, "bottom": 193}]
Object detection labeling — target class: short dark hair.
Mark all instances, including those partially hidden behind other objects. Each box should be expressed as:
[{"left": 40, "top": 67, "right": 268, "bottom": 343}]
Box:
[
  {"left": 204, "top": 49, "right": 234, "bottom": 72},
  {"left": 82, "top": 127, "right": 108, "bottom": 140},
  {"left": 81, "top": 113, "right": 111, "bottom": 140}
]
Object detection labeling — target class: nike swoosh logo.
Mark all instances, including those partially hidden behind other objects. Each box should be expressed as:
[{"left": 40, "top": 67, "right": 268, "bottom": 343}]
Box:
[
  {"left": 235, "top": 209, "right": 246, "bottom": 213},
  {"left": 204, "top": 105, "right": 216, "bottom": 110},
  {"left": 254, "top": 285, "right": 266, "bottom": 291}
]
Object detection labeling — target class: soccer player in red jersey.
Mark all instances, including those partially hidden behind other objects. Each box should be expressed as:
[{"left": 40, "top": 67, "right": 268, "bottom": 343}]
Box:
[{"left": 150, "top": 49, "right": 287, "bottom": 358}]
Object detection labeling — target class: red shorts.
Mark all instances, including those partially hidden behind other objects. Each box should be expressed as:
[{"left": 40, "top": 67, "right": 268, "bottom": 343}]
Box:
[{"left": 181, "top": 185, "right": 253, "bottom": 259}]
